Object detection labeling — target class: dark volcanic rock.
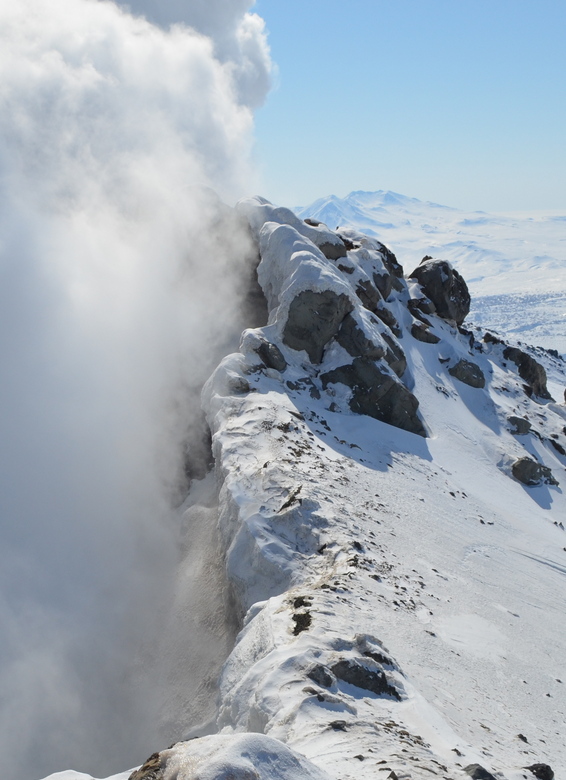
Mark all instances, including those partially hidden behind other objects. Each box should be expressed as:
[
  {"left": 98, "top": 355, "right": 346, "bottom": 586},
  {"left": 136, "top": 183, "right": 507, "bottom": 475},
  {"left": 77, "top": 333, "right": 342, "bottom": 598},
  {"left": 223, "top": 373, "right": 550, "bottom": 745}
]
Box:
[
  {"left": 411, "top": 322, "right": 440, "bottom": 344},
  {"left": 283, "top": 289, "right": 353, "bottom": 363},
  {"left": 374, "top": 304, "right": 401, "bottom": 337},
  {"left": 319, "top": 240, "right": 347, "bottom": 260},
  {"left": 376, "top": 242, "right": 403, "bottom": 278},
  {"left": 483, "top": 331, "right": 504, "bottom": 345},
  {"left": 503, "top": 346, "right": 553, "bottom": 400},
  {"left": 382, "top": 333, "right": 407, "bottom": 378},
  {"left": 255, "top": 337, "right": 287, "bottom": 372},
  {"left": 508, "top": 415, "right": 532, "bottom": 435},
  {"left": 464, "top": 765, "right": 497, "bottom": 780},
  {"left": 336, "top": 314, "right": 386, "bottom": 360},
  {"left": 356, "top": 279, "right": 381, "bottom": 311},
  {"left": 409, "top": 258, "right": 471, "bottom": 325},
  {"left": 321, "top": 357, "right": 425, "bottom": 436},
  {"left": 307, "top": 664, "right": 336, "bottom": 688},
  {"left": 448, "top": 359, "right": 486, "bottom": 388},
  {"left": 525, "top": 764, "right": 555, "bottom": 780},
  {"left": 372, "top": 270, "right": 394, "bottom": 300},
  {"left": 331, "top": 658, "right": 400, "bottom": 699},
  {"left": 512, "top": 457, "right": 558, "bottom": 486}
]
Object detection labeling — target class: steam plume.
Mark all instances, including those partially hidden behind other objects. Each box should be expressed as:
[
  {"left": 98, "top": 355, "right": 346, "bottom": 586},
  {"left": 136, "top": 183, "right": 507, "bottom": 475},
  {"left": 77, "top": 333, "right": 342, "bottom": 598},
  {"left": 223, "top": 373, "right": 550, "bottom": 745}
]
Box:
[{"left": 0, "top": 1, "right": 270, "bottom": 778}]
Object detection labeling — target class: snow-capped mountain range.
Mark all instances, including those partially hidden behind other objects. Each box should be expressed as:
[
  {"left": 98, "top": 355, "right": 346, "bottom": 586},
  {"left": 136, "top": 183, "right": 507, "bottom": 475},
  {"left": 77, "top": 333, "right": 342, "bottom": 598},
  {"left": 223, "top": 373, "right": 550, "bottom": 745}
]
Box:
[
  {"left": 47, "top": 197, "right": 565, "bottom": 780},
  {"left": 296, "top": 192, "right": 566, "bottom": 357}
]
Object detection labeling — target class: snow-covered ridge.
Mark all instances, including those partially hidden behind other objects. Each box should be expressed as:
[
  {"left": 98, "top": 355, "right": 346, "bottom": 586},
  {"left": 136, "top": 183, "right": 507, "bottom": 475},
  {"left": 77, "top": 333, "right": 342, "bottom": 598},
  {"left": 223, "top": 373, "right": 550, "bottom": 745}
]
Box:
[
  {"left": 49, "top": 199, "right": 565, "bottom": 780},
  {"left": 296, "top": 190, "right": 566, "bottom": 356}
]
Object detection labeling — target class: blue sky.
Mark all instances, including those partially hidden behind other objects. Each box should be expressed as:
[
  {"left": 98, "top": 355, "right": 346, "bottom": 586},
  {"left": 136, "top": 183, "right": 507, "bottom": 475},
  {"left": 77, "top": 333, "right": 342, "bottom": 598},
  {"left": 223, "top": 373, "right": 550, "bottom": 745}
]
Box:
[{"left": 253, "top": 0, "right": 566, "bottom": 211}]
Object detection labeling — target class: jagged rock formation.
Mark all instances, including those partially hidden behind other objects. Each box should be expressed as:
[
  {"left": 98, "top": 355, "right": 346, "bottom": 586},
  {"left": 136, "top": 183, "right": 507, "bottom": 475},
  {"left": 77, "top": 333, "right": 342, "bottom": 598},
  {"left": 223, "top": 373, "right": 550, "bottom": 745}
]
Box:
[
  {"left": 51, "top": 199, "right": 566, "bottom": 780},
  {"left": 409, "top": 257, "right": 471, "bottom": 325}
]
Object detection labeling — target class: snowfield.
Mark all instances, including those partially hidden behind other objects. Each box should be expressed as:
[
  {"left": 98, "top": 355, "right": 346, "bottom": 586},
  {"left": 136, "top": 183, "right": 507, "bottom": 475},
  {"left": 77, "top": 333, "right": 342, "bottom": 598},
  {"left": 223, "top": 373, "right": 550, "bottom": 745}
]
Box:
[{"left": 41, "top": 198, "right": 565, "bottom": 780}]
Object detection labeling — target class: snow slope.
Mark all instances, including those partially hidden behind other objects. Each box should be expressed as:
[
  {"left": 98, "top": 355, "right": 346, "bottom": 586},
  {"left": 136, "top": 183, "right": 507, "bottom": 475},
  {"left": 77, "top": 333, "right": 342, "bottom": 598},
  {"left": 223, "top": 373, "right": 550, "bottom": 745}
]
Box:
[
  {"left": 296, "top": 191, "right": 566, "bottom": 356},
  {"left": 41, "top": 200, "right": 565, "bottom": 780}
]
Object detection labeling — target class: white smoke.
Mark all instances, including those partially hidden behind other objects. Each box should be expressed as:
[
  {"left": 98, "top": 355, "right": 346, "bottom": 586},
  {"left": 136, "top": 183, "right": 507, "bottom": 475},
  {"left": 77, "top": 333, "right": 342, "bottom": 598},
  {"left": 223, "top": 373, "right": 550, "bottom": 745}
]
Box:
[{"left": 0, "top": 1, "right": 270, "bottom": 778}]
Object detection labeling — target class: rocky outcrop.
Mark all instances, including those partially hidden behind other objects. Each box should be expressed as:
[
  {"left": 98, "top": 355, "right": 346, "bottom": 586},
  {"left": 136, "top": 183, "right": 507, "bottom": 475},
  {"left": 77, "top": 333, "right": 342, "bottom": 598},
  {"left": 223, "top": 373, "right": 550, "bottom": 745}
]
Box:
[
  {"left": 129, "top": 752, "right": 164, "bottom": 780},
  {"left": 321, "top": 357, "right": 426, "bottom": 436},
  {"left": 409, "top": 257, "right": 471, "bottom": 325},
  {"left": 448, "top": 358, "right": 486, "bottom": 388},
  {"left": 503, "top": 346, "right": 552, "bottom": 400},
  {"left": 411, "top": 322, "right": 440, "bottom": 344},
  {"left": 336, "top": 314, "right": 385, "bottom": 360},
  {"left": 330, "top": 657, "right": 401, "bottom": 699},
  {"left": 508, "top": 415, "right": 532, "bottom": 435},
  {"left": 254, "top": 336, "right": 287, "bottom": 372},
  {"left": 283, "top": 290, "right": 353, "bottom": 363},
  {"left": 512, "top": 457, "right": 558, "bottom": 486}
]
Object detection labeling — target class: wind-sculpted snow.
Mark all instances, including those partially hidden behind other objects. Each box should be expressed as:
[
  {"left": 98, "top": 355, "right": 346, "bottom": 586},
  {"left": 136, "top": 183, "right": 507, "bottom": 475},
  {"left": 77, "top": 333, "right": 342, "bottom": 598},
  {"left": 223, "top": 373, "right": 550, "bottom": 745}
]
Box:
[{"left": 41, "top": 200, "right": 566, "bottom": 780}]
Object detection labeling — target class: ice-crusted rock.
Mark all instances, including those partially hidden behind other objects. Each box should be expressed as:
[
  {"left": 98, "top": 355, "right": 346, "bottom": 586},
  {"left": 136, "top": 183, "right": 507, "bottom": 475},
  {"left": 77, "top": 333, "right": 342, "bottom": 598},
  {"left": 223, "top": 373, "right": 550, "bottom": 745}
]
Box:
[
  {"left": 237, "top": 197, "right": 347, "bottom": 261},
  {"left": 503, "top": 345, "right": 552, "bottom": 400},
  {"left": 153, "top": 734, "right": 332, "bottom": 780},
  {"left": 512, "top": 457, "right": 558, "bottom": 486},
  {"left": 409, "top": 257, "right": 471, "bottom": 325},
  {"left": 448, "top": 358, "right": 486, "bottom": 388},
  {"left": 321, "top": 358, "right": 426, "bottom": 437}
]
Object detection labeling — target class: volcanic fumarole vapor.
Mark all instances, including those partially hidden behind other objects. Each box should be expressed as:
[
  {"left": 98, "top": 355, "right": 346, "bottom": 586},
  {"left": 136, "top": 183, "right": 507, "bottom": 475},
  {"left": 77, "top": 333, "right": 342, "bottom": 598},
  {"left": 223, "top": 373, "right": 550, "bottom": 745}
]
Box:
[{"left": 0, "top": 2, "right": 272, "bottom": 778}]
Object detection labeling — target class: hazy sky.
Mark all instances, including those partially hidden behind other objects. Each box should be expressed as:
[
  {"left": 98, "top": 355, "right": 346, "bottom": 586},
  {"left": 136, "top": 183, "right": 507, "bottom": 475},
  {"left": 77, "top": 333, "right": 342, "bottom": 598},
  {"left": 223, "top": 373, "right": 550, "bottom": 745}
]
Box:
[{"left": 253, "top": 0, "right": 566, "bottom": 212}]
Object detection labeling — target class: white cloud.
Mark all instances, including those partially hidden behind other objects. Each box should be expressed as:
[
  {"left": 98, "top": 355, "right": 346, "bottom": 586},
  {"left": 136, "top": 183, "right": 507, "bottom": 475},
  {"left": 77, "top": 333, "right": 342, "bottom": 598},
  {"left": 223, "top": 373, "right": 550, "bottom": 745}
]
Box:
[{"left": 0, "top": 1, "right": 271, "bottom": 778}]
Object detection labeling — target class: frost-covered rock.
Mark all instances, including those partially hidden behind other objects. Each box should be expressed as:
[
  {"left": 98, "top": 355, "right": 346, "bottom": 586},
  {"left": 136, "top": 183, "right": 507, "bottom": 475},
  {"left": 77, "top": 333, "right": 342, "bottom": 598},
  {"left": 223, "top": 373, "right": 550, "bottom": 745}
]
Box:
[
  {"left": 409, "top": 257, "right": 471, "bottom": 325},
  {"left": 144, "top": 734, "right": 332, "bottom": 780}
]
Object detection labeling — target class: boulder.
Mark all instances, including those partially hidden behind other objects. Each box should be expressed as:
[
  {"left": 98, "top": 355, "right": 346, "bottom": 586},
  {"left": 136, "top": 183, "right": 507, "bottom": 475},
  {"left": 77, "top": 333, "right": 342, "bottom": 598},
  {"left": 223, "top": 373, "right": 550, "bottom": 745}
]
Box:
[
  {"left": 512, "top": 457, "right": 558, "bottom": 487},
  {"left": 525, "top": 764, "right": 554, "bottom": 780},
  {"left": 503, "top": 346, "right": 553, "bottom": 400},
  {"left": 508, "top": 415, "right": 532, "bottom": 435},
  {"left": 409, "top": 258, "right": 471, "bottom": 325},
  {"left": 464, "top": 765, "right": 497, "bottom": 780},
  {"left": 283, "top": 290, "right": 353, "bottom": 363},
  {"left": 336, "top": 314, "right": 386, "bottom": 360},
  {"left": 411, "top": 322, "right": 440, "bottom": 344},
  {"left": 254, "top": 337, "right": 287, "bottom": 372},
  {"left": 448, "top": 359, "right": 485, "bottom": 388},
  {"left": 331, "top": 658, "right": 400, "bottom": 699},
  {"left": 321, "top": 357, "right": 426, "bottom": 437}
]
